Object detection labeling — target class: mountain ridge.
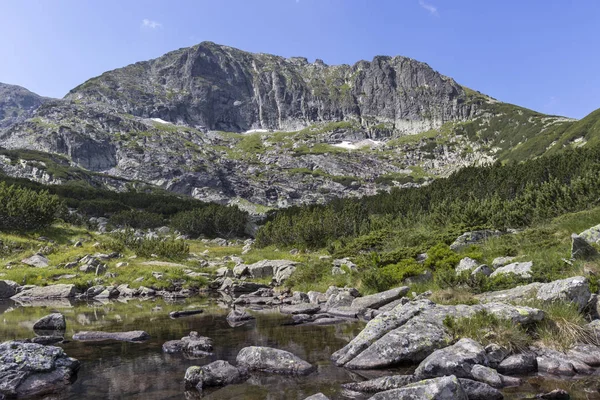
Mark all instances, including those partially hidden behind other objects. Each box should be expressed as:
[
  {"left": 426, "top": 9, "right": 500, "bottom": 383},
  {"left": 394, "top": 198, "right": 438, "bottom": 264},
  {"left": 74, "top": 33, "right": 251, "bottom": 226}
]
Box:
[{"left": 0, "top": 42, "right": 599, "bottom": 210}]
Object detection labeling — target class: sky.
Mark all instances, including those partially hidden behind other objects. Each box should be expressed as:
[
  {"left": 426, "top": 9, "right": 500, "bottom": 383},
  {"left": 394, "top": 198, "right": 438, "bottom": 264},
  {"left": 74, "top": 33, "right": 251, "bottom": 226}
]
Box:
[{"left": 1, "top": 0, "right": 599, "bottom": 119}]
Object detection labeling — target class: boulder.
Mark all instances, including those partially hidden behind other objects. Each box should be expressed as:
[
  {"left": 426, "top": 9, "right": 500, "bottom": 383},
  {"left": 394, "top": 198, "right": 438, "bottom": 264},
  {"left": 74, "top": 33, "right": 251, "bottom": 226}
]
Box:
[
  {"left": 307, "top": 291, "right": 327, "bottom": 304},
  {"left": 368, "top": 375, "right": 467, "bottom": 400},
  {"left": 341, "top": 375, "right": 415, "bottom": 393},
  {"left": 236, "top": 346, "right": 313, "bottom": 375},
  {"left": 226, "top": 308, "right": 255, "bottom": 324},
  {"left": 273, "top": 263, "right": 297, "bottom": 285},
  {"left": 0, "top": 280, "right": 19, "bottom": 298},
  {"left": 184, "top": 360, "right": 247, "bottom": 390},
  {"left": 572, "top": 233, "right": 599, "bottom": 260},
  {"left": 215, "top": 267, "right": 231, "bottom": 278},
  {"left": 536, "top": 276, "right": 590, "bottom": 311},
  {"left": 535, "top": 347, "right": 593, "bottom": 376},
  {"left": 232, "top": 264, "right": 249, "bottom": 278},
  {"left": 0, "top": 341, "right": 79, "bottom": 398},
  {"left": 485, "top": 344, "right": 509, "bottom": 368},
  {"left": 11, "top": 284, "right": 78, "bottom": 299},
  {"left": 245, "top": 260, "right": 298, "bottom": 279},
  {"left": 491, "top": 256, "right": 516, "bottom": 269},
  {"left": 351, "top": 287, "right": 409, "bottom": 310},
  {"left": 490, "top": 261, "right": 533, "bottom": 278},
  {"left": 567, "top": 344, "right": 600, "bottom": 366},
  {"left": 280, "top": 303, "right": 321, "bottom": 315},
  {"left": 304, "top": 394, "right": 329, "bottom": 400},
  {"left": 579, "top": 223, "right": 600, "bottom": 244},
  {"left": 325, "top": 291, "right": 355, "bottom": 309},
  {"left": 470, "top": 364, "right": 503, "bottom": 388},
  {"left": 414, "top": 338, "right": 488, "bottom": 379},
  {"left": 451, "top": 230, "right": 502, "bottom": 251},
  {"left": 472, "top": 265, "right": 493, "bottom": 277},
  {"left": 458, "top": 378, "right": 504, "bottom": 400},
  {"left": 219, "top": 278, "right": 269, "bottom": 294},
  {"left": 497, "top": 353, "right": 537, "bottom": 375},
  {"left": 456, "top": 257, "right": 479, "bottom": 274},
  {"left": 164, "top": 332, "right": 212, "bottom": 356},
  {"left": 21, "top": 254, "right": 50, "bottom": 268},
  {"left": 33, "top": 313, "right": 66, "bottom": 331},
  {"left": 116, "top": 284, "right": 139, "bottom": 297},
  {"left": 72, "top": 330, "right": 150, "bottom": 342}
]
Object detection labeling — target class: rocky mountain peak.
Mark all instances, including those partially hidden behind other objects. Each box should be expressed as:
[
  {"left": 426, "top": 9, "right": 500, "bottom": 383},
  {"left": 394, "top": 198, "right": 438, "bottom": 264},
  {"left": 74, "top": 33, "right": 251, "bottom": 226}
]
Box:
[{"left": 0, "top": 83, "right": 50, "bottom": 130}]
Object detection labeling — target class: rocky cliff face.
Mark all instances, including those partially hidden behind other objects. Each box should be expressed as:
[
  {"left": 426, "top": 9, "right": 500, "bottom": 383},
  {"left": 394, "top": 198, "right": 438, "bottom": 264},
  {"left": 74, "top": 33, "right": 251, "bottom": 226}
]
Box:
[
  {"left": 0, "top": 42, "right": 590, "bottom": 210},
  {"left": 65, "top": 42, "right": 477, "bottom": 134},
  {"left": 0, "top": 83, "right": 49, "bottom": 130}
]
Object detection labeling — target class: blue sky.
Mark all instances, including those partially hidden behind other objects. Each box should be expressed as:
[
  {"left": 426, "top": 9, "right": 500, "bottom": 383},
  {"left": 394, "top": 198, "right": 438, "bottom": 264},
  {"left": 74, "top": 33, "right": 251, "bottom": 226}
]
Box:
[{"left": 1, "top": 0, "right": 598, "bottom": 118}]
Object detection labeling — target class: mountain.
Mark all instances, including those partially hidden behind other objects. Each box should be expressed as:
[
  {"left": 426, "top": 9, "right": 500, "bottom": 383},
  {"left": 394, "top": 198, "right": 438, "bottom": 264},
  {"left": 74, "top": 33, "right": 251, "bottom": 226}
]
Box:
[
  {"left": 0, "top": 83, "right": 50, "bottom": 130},
  {"left": 0, "top": 42, "right": 598, "bottom": 211}
]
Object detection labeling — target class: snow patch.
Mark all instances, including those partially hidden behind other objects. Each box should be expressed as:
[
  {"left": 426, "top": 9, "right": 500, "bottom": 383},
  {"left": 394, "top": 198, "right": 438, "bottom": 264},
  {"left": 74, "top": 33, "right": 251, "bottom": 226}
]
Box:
[
  {"left": 244, "top": 129, "right": 269, "bottom": 134},
  {"left": 151, "top": 118, "right": 172, "bottom": 125},
  {"left": 332, "top": 139, "right": 384, "bottom": 150}
]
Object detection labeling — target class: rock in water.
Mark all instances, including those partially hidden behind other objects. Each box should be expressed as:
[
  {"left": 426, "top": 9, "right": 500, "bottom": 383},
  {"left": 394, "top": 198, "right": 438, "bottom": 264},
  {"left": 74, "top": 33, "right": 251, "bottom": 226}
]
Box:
[
  {"left": 169, "top": 309, "right": 203, "bottom": 318},
  {"left": 33, "top": 313, "right": 66, "bottom": 331},
  {"left": 0, "top": 341, "right": 79, "bottom": 398},
  {"left": 368, "top": 375, "right": 468, "bottom": 400},
  {"left": 0, "top": 280, "right": 20, "bottom": 298},
  {"left": 304, "top": 394, "right": 329, "bottom": 400},
  {"left": 341, "top": 375, "right": 416, "bottom": 393},
  {"left": 458, "top": 379, "right": 504, "bottom": 400},
  {"left": 571, "top": 233, "right": 599, "bottom": 260},
  {"left": 236, "top": 346, "right": 313, "bottom": 375},
  {"left": 72, "top": 330, "right": 150, "bottom": 342},
  {"left": 184, "top": 360, "right": 247, "bottom": 390},
  {"left": 11, "top": 284, "right": 78, "bottom": 299}
]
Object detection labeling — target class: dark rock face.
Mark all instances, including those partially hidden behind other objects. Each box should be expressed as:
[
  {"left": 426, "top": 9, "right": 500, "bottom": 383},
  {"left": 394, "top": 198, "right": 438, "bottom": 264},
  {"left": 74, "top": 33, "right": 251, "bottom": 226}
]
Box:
[
  {"left": 32, "top": 313, "right": 66, "bottom": 332},
  {"left": 0, "top": 83, "right": 49, "bottom": 130},
  {"left": 0, "top": 341, "right": 79, "bottom": 398},
  {"left": 65, "top": 42, "right": 475, "bottom": 133}
]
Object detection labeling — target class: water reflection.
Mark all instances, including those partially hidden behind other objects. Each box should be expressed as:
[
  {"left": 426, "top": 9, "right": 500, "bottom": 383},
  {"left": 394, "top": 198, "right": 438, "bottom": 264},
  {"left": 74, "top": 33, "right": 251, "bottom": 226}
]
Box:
[{"left": 1, "top": 297, "right": 599, "bottom": 399}]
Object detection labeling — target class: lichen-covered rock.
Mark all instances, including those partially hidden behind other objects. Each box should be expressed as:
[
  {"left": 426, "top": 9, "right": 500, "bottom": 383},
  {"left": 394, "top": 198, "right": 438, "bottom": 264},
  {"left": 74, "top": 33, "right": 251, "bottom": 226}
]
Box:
[
  {"left": 489, "top": 261, "right": 533, "bottom": 278},
  {"left": 235, "top": 346, "right": 313, "bottom": 375},
  {"left": 456, "top": 257, "right": 479, "bottom": 274},
  {"left": 350, "top": 286, "right": 409, "bottom": 310},
  {"left": 21, "top": 254, "right": 49, "bottom": 268},
  {"left": 458, "top": 378, "right": 504, "bottom": 400},
  {"left": 534, "top": 347, "right": 593, "bottom": 376},
  {"left": 470, "top": 364, "right": 503, "bottom": 388},
  {"left": 72, "top": 330, "right": 149, "bottom": 342},
  {"left": 184, "top": 360, "right": 247, "bottom": 390},
  {"left": 497, "top": 353, "right": 537, "bottom": 375},
  {"left": 451, "top": 230, "right": 502, "bottom": 251},
  {"left": 341, "top": 375, "right": 416, "bottom": 393},
  {"left": 11, "top": 284, "right": 78, "bottom": 299},
  {"left": 368, "top": 375, "right": 468, "bottom": 400},
  {"left": 414, "top": 338, "right": 488, "bottom": 379},
  {"left": 567, "top": 344, "right": 600, "bottom": 366},
  {"left": 0, "top": 341, "right": 79, "bottom": 398}
]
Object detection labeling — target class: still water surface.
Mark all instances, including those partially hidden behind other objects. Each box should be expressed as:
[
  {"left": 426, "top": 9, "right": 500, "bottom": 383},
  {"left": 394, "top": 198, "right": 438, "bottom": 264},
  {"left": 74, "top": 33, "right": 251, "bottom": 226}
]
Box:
[{"left": 1, "top": 296, "right": 599, "bottom": 399}]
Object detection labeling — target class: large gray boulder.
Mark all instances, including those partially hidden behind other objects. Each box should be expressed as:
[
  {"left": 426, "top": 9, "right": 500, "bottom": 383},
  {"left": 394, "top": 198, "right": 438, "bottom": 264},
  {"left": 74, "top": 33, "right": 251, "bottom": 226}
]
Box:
[
  {"left": 455, "top": 257, "right": 479, "bottom": 274},
  {"left": 21, "top": 254, "right": 50, "bottom": 268},
  {"left": 11, "top": 284, "right": 78, "bottom": 299},
  {"left": 489, "top": 261, "right": 533, "bottom": 278},
  {"left": 368, "top": 375, "right": 468, "bottom": 400},
  {"left": 162, "top": 332, "right": 212, "bottom": 356},
  {"left": 236, "top": 346, "right": 313, "bottom": 375},
  {"left": 0, "top": 341, "right": 79, "bottom": 398},
  {"left": 458, "top": 379, "right": 504, "bottom": 400},
  {"left": 579, "top": 223, "right": 600, "bottom": 244},
  {"left": 497, "top": 353, "right": 537, "bottom": 375},
  {"left": 0, "top": 280, "right": 19, "bottom": 298},
  {"left": 33, "top": 313, "right": 66, "bottom": 331},
  {"left": 334, "top": 300, "right": 543, "bottom": 370},
  {"left": 184, "top": 360, "right": 247, "bottom": 390},
  {"left": 351, "top": 286, "right": 409, "bottom": 310},
  {"left": 478, "top": 276, "right": 590, "bottom": 311},
  {"left": 414, "top": 338, "right": 488, "bottom": 379}
]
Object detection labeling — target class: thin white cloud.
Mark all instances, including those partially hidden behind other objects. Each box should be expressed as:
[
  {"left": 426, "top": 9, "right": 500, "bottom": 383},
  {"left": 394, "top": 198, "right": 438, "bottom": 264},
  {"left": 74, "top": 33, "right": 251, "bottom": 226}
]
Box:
[
  {"left": 419, "top": 0, "right": 439, "bottom": 16},
  {"left": 141, "top": 19, "right": 162, "bottom": 29}
]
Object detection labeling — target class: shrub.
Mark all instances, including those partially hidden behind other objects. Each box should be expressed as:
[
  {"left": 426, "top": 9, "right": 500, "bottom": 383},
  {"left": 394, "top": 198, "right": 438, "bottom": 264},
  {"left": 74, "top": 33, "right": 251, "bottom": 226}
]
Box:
[
  {"left": 0, "top": 182, "right": 63, "bottom": 231},
  {"left": 362, "top": 259, "right": 424, "bottom": 293},
  {"left": 109, "top": 210, "right": 164, "bottom": 229},
  {"left": 111, "top": 230, "right": 189, "bottom": 260},
  {"left": 444, "top": 310, "right": 531, "bottom": 353},
  {"left": 171, "top": 205, "right": 247, "bottom": 238}
]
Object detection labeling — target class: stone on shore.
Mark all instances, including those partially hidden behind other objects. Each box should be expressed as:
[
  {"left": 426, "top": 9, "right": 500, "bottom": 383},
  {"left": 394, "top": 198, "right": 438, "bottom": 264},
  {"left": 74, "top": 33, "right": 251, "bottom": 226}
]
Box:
[
  {"left": 350, "top": 286, "right": 409, "bottom": 310},
  {"left": 11, "top": 284, "right": 78, "bottom": 299},
  {"left": 72, "top": 330, "right": 150, "bottom": 342}
]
